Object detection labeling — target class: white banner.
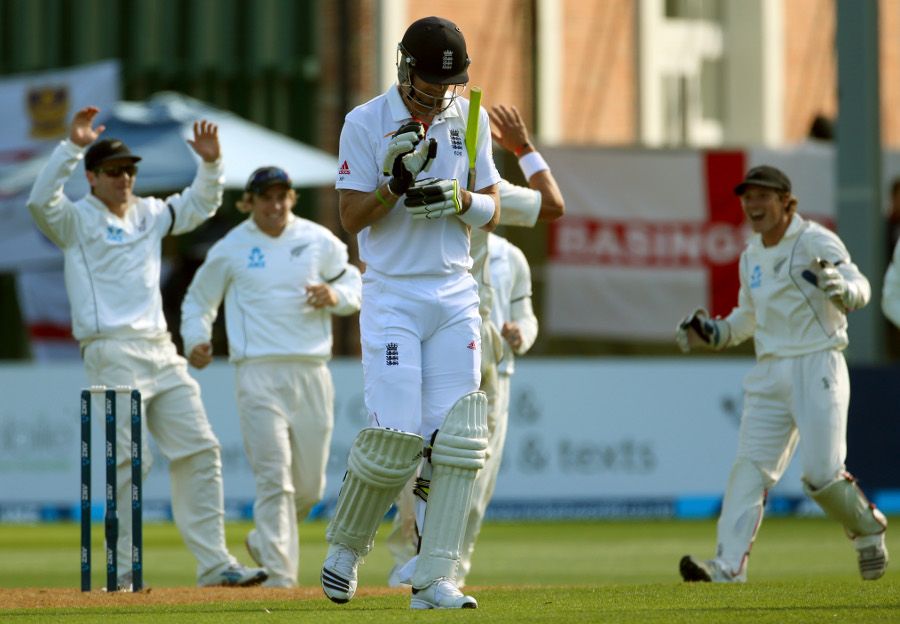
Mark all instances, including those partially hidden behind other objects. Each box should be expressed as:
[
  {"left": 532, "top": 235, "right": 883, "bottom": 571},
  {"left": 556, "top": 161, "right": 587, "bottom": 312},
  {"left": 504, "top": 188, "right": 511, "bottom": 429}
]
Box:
[
  {"left": 0, "top": 358, "right": 805, "bottom": 520},
  {"left": 0, "top": 60, "right": 120, "bottom": 157},
  {"left": 541, "top": 144, "right": 891, "bottom": 341}
]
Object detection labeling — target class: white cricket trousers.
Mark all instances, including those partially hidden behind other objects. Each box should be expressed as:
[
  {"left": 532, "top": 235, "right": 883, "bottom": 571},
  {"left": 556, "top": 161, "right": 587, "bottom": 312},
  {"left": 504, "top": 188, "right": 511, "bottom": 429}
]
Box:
[
  {"left": 82, "top": 335, "right": 236, "bottom": 581},
  {"left": 717, "top": 349, "right": 850, "bottom": 578},
  {"left": 359, "top": 269, "right": 481, "bottom": 437},
  {"left": 235, "top": 359, "right": 334, "bottom": 587}
]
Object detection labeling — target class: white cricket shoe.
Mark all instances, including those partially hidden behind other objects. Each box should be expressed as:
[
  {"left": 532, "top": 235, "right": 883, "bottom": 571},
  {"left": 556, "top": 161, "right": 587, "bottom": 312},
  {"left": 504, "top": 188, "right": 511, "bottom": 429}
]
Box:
[
  {"left": 679, "top": 555, "right": 743, "bottom": 583},
  {"left": 198, "top": 562, "right": 267, "bottom": 587},
  {"left": 856, "top": 533, "right": 888, "bottom": 580},
  {"left": 410, "top": 577, "right": 477, "bottom": 609},
  {"left": 321, "top": 543, "right": 360, "bottom": 604}
]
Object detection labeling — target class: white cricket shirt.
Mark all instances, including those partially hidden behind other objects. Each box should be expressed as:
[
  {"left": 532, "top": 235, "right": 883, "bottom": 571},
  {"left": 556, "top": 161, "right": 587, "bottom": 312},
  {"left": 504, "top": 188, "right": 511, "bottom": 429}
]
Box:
[
  {"left": 723, "top": 215, "right": 870, "bottom": 359},
  {"left": 489, "top": 233, "right": 538, "bottom": 376},
  {"left": 181, "top": 214, "right": 362, "bottom": 362},
  {"left": 26, "top": 139, "right": 224, "bottom": 343},
  {"left": 335, "top": 85, "right": 501, "bottom": 277},
  {"left": 498, "top": 179, "right": 541, "bottom": 228}
]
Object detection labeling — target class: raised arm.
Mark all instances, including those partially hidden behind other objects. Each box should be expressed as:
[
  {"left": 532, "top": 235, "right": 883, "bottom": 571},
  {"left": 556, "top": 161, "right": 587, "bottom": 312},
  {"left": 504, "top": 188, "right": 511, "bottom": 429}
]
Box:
[
  {"left": 489, "top": 104, "right": 565, "bottom": 222},
  {"left": 26, "top": 106, "right": 106, "bottom": 247},
  {"left": 163, "top": 120, "right": 225, "bottom": 236}
]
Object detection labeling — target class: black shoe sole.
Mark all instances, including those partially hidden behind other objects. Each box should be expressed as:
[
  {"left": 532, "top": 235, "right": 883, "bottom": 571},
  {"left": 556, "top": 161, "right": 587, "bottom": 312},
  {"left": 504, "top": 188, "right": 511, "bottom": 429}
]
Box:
[{"left": 679, "top": 555, "right": 712, "bottom": 582}]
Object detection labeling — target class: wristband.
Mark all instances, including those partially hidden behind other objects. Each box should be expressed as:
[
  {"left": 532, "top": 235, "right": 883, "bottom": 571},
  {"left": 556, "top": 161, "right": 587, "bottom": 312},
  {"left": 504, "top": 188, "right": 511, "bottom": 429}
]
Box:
[
  {"left": 374, "top": 186, "right": 394, "bottom": 209},
  {"left": 458, "top": 192, "right": 495, "bottom": 228},
  {"left": 518, "top": 151, "right": 549, "bottom": 179},
  {"left": 513, "top": 142, "right": 531, "bottom": 157}
]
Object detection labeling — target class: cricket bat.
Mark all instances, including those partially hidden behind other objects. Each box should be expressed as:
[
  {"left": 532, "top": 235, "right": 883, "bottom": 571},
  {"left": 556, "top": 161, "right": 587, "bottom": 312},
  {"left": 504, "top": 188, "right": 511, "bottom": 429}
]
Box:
[{"left": 465, "top": 86, "right": 482, "bottom": 191}]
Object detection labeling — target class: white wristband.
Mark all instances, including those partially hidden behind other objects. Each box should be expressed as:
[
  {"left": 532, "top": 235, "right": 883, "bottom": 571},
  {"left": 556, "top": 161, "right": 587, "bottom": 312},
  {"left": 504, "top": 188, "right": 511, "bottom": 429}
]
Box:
[
  {"left": 518, "top": 151, "right": 549, "bottom": 179},
  {"left": 458, "top": 192, "right": 495, "bottom": 228}
]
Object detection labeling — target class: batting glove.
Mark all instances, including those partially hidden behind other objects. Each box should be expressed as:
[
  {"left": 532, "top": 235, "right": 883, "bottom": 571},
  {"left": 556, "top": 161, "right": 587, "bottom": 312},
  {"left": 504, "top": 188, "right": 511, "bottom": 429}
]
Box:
[
  {"left": 382, "top": 121, "right": 435, "bottom": 195},
  {"left": 676, "top": 307, "right": 729, "bottom": 353},
  {"left": 405, "top": 178, "right": 462, "bottom": 220}
]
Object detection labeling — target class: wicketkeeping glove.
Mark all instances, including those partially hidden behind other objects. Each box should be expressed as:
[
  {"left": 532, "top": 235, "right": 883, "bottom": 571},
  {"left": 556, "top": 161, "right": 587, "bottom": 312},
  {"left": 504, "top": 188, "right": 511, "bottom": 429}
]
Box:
[
  {"left": 675, "top": 307, "right": 728, "bottom": 353},
  {"left": 382, "top": 121, "right": 436, "bottom": 195},
  {"left": 404, "top": 177, "right": 462, "bottom": 220},
  {"left": 801, "top": 257, "right": 847, "bottom": 307}
]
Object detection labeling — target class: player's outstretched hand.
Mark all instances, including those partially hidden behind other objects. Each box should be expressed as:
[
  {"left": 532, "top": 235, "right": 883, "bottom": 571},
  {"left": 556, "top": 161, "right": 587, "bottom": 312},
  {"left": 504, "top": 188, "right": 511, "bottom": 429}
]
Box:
[
  {"left": 405, "top": 177, "right": 462, "bottom": 220},
  {"left": 489, "top": 104, "right": 530, "bottom": 155},
  {"left": 70, "top": 106, "right": 106, "bottom": 148},
  {"left": 187, "top": 120, "right": 220, "bottom": 163},
  {"left": 188, "top": 343, "right": 213, "bottom": 369},
  {"left": 675, "top": 307, "right": 728, "bottom": 353}
]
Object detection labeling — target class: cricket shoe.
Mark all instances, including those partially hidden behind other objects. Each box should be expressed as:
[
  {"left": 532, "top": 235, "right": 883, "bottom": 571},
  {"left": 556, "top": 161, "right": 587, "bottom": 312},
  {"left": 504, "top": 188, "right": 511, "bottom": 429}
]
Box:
[
  {"left": 410, "top": 578, "right": 477, "bottom": 609},
  {"left": 321, "top": 543, "right": 360, "bottom": 603},
  {"left": 679, "top": 555, "right": 743, "bottom": 583},
  {"left": 198, "top": 562, "right": 268, "bottom": 587},
  {"left": 855, "top": 533, "right": 888, "bottom": 580}
]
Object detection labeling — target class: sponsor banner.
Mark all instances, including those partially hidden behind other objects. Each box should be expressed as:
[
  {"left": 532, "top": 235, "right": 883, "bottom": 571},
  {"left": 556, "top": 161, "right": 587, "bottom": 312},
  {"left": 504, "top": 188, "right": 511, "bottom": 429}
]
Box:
[
  {"left": 0, "top": 358, "right": 807, "bottom": 520},
  {"left": 541, "top": 145, "right": 845, "bottom": 341}
]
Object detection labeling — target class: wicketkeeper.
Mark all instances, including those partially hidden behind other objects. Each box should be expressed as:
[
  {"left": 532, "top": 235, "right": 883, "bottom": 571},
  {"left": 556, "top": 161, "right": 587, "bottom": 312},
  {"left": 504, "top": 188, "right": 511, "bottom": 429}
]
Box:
[{"left": 676, "top": 165, "right": 888, "bottom": 583}]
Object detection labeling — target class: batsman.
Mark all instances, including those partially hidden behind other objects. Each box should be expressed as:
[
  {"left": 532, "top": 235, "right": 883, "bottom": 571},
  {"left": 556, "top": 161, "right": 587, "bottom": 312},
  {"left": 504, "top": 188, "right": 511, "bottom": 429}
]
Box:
[
  {"left": 321, "top": 16, "right": 501, "bottom": 609},
  {"left": 676, "top": 165, "right": 888, "bottom": 583}
]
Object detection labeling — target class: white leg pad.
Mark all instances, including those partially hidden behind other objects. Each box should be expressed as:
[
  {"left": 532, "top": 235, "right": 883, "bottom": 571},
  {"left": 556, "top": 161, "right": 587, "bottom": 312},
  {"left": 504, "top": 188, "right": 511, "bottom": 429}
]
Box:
[
  {"left": 715, "top": 458, "right": 768, "bottom": 580},
  {"left": 326, "top": 428, "right": 423, "bottom": 556},
  {"left": 804, "top": 473, "right": 888, "bottom": 538},
  {"left": 412, "top": 392, "right": 489, "bottom": 589}
]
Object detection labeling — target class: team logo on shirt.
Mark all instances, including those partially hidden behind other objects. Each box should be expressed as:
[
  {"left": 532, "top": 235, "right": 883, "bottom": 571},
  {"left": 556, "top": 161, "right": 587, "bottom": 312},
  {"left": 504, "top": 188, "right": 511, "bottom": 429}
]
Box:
[
  {"left": 338, "top": 160, "right": 351, "bottom": 181},
  {"left": 106, "top": 225, "right": 124, "bottom": 242},
  {"left": 385, "top": 342, "right": 399, "bottom": 366},
  {"left": 773, "top": 257, "right": 786, "bottom": 276},
  {"left": 750, "top": 265, "right": 762, "bottom": 289},
  {"left": 290, "top": 243, "right": 310, "bottom": 260},
  {"left": 450, "top": 129, "right": 463, "bottom": 156},
  {"left": 247, "top": 247, "right": 266, "bottom": 269}
]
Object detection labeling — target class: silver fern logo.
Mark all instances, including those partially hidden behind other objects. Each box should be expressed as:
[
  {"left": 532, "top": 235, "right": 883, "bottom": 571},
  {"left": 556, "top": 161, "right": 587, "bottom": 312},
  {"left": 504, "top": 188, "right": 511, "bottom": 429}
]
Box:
[{"left": 442, "top": 49, "right": 453, "bottom": 70}]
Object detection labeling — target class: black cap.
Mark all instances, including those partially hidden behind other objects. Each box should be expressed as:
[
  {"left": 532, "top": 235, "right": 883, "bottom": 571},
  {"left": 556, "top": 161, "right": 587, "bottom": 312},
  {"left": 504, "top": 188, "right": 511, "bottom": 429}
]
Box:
[
  {"left": 401, "top": 16, "right": 470, "bottom": 85},
  {"left": 245, "top": 166, "right": 292, "bottom": 194},
  {"left": 84, "top": 138, "right": 141, "bottom": 171},
  {"left": 734, "top": 165, "right": 792, "bottom": 196}
]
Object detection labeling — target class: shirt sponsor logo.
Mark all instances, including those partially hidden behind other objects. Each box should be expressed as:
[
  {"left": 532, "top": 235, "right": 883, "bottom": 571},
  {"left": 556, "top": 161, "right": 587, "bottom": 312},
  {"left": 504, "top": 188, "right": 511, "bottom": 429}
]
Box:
[
  {"left": 467, "top": 339, "right": 478, "bottom": 351},
  {"left": 338, "top": 160, "right": 351, "bottom": 179},
  {"left": 106, "top": 225, "right": 124, "bottom": 243},
  {"left": 385, "top": 342, "right": 399, "bottom": 366},
  {"left": 247, "top": 247, "right": 266, "bottom": 269},
  {"left": 750, "top": 265, "right": 762, "bottom": 288}
]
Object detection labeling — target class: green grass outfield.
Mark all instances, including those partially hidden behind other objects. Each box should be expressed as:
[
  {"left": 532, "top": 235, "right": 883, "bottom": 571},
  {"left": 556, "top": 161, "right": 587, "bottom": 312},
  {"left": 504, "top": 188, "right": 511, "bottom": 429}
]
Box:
[{"left": 0, "top": 517, "right": 898, "bottom": 622}]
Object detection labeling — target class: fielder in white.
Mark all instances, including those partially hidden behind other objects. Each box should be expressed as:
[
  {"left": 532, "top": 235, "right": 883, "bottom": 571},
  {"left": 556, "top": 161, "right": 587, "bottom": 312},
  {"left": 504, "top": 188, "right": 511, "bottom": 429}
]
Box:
[
  {"left": 26, "top": 106, "right": 267, "bottom": 588},
  {"left": 676, "top": 165, "right": 888, "bottom": 582},
  {"left": 387, "top": 104, "right": 564, "bottom": 587},
  {"left": 321, "top": 16, "right": 501, "bottom": 609},
  {"left": 181, "top": 166, "right": 362, "bottom": 587}
]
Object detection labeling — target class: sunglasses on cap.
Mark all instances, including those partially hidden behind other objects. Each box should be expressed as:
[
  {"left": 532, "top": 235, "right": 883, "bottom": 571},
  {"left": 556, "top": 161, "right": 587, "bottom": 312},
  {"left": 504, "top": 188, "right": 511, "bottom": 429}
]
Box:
[{"left": 96, "top": 164, "right": 138, "bottom": 178}]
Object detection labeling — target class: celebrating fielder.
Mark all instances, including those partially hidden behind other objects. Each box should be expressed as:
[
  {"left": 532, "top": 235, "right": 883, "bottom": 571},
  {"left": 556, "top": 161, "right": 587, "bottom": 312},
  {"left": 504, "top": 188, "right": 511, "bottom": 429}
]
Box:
[
  {"left": 181, "top": 166, "right": 362, "bottom": 587},
  {"left": 26, "top": 106, "right": 267, "bottom": 588},
  {"left": 675, "top": 165, "right": 888, "bottom": 583}
]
